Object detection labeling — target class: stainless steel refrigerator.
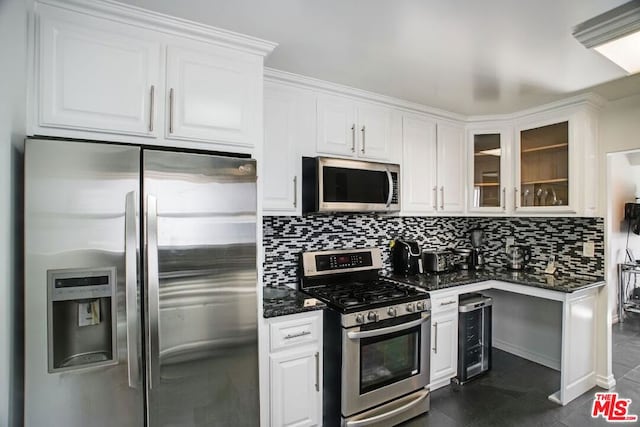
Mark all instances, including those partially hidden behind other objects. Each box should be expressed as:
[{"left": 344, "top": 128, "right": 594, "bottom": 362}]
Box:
[{"left": 24, "top": 138, "right": 259, "bottom": 426}]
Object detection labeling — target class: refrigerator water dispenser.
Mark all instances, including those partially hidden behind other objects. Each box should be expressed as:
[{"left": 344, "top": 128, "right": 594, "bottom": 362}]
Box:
[{"left": 47, "top": 267, "right": 117, "bottom": 372}]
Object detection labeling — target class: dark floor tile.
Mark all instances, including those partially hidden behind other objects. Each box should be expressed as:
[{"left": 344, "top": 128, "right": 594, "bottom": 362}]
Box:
[
  {"left": 622, "top": 365, "right": 640, "bottom": 384},
  {"left": 612, "top": 341, "right": 640, "bottom": 368},
  {"left": 613, "top": 362, "right": 634, "bottom": 380},
  {"left": 398, "top": 407, "right": 459, "bottom": 427}
]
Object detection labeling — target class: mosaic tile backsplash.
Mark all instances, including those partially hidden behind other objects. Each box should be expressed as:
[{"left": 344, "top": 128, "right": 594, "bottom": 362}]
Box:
[{"left": 263, "top": 215, "right": 604, "bottom": 286}]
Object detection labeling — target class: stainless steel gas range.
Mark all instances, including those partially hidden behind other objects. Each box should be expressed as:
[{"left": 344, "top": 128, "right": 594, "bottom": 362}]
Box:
[{"left": 300, "top": 248, "right": 431, "bottom": 427}]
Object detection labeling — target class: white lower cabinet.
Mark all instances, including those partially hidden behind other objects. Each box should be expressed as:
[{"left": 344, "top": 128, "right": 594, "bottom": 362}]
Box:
[
  {"left": 429, "top": 293, "right": 459, "bottom": 390},
  {"left": 266, "top": 311, "right": 323, "bottom": 427}
]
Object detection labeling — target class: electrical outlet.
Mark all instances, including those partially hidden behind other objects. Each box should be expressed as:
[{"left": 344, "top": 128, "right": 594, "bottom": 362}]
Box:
[
  {"left": 583, "top": 242, "right": 595, "bottom": 257},
  {"left": 505, "top": 237, "right": 515, "bottom": 253}
]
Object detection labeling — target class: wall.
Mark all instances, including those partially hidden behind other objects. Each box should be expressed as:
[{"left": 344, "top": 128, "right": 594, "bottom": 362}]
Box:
[
  {"left": 263, "top": 215, "right": 604, "bottom": 286},
  {"left": 0, "top": 0, "right": 28, "bottom": 425}
]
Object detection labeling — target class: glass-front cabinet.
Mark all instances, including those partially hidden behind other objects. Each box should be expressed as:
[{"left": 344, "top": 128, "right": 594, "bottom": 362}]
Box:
[
  {"left": 468, "top": 130, "right": 508, "bottom": 213},
  {"left": 517, "top": 120, "right": 570, "bottom": 211}
]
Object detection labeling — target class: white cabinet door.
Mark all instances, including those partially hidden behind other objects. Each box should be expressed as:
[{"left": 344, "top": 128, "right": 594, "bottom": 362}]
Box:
[
  {"left": 39, "top": 4, "right": 161, "bottom": 136},
  {"left": 357, "top": 104, "right": 392, "bottom": 160},
  {"left": 430, "top": 310, "right": 458, "bottom": 387},
  {"left": 270, "top": 348, "right": 320, "bottom": 427},
  {"left": 402, "top": 116, "right": 437, "bottom": 214},
  {"left": 166, "top": 45, "right": 261, "bottom": 146},
  {"left": 437, "top": 123, "right": 466, "bottom": 213},
  {"left": 263, "top": 84, "right": 298, "bottom": 212},
  {"left": 316, "top": 94, "right": 357, "bottom": 156}
]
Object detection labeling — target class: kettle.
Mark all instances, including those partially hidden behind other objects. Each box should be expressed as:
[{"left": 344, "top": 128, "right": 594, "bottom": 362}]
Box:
[
  {"left": 391, "top": 239, "right": 423, "bottom": 275},
  {"left": 506, "top": 245, "right": 531, "bottom": 270}
]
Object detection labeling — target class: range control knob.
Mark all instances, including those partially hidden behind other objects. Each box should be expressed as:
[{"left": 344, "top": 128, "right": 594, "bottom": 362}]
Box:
[
  {"left": 387, "top": 307, "right": 397, "bottom": 317},
  {"left": 355, "top": 314, "right": 365, "bottom": 324},
  {"left": 367, "top": 311, "right": 379, "bottom": 322},
  {"left": 406, "top": 303, "right": 415, "bottom": 312},
  {"left": 416, "top": 301, "right": 425, "bottom": 311}
]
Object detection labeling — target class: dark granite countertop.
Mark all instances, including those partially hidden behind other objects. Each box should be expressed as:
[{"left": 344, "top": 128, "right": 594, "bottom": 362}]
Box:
[
  {"left": 387, "top": 268, "right": 605, "bottom": 293},
  {"left": 262, "top": 284, "right": 326, "bottom": 318}
]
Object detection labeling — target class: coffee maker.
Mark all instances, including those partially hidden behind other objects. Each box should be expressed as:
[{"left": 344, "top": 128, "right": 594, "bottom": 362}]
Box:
[
  {"left": 391, "top": 239, "right": 423, "bottom": 275},
  {"left": 469, "top": 228, "right": 485, "bottom": 270}
]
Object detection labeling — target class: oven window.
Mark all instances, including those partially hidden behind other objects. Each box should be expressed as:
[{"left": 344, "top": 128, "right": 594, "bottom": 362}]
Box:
[
  {"left": 322, "top": 167, "right": 390, "bottom": 204},
  {"left": 359, "top": 326, "right": 420, "bottom": 394}
]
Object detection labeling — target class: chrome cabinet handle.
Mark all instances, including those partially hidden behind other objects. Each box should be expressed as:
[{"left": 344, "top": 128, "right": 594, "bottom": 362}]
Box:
[
  {"left": 433, "top": 186, "right": 438, "bottom": 211},
  {"left": 502, "top": 187, "right": 506, "bottom": 211},
  {"left": 361, "top": 125, "right": 366, "bottom": 154},
  {"left": 347, "top": 315, "right": 429, "bottom": 340},
  {"left": 293, "top": 176, "right": 297, "bottom": 208},
  {"left": 514, "top": 187, "right": 518, "bottom": 210},
  {"left": 145, "top": 194, "right": 160, "bottom": 389},
  {"left": 351, "top": 124, "right": 356, "bottom": 152},
  {"left": 344, "top": 389, "right": 429, "bottom": 427},
  {"left": 433, "top": 322, "right": 438, "bottom": 354},
  {"left": 440, "top": 186, "right": 444, "bottom": 210},
  {"left": 169, "top": 88, "right": 175, "bottom": 134},
  {"left": 440, "top": 300, "right": 457, "bottom": 306},
  {"left": 125, "top": 191, "right": 140, "bottom": 389},
  {"left": 148, "top": 85, "right": 155, "bottom": 132},
  {"left": 315, "top": 352, "right": 320, "bottom": 392},
  {"left": 284, "top": 330, "right": 311, "bottom": 340}
]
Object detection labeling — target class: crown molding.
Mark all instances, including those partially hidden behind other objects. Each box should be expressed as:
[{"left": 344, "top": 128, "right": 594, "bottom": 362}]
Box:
[
  {"left": 573, "top": 1, "right": 640, "bottom": 48},
  {"left": 35, "top": 0, "right": 278, "bottom": 57},
  {"left": 264, "top": 67, "right": 467, "bottom": 122}
]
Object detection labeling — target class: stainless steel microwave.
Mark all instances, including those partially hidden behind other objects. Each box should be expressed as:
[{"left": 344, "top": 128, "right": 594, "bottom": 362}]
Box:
[{"left": 302, "top": 157, "right": 400, "bottom": 213}]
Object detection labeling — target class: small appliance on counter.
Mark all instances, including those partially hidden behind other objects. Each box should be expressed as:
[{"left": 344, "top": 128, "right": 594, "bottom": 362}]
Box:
[
  {"left": 506, "top": 245, "right": 532, "bottom": 270},
  {"left": 456, "top": 293, "right": 492, "bottom": 385},
  {"left": 422, "top": 250, "right": 456, "bottom": 273},
  {"left": 391, "top": 239, "right": 423, "bottom": 275},
  {"left": 469, "top": 228, "right": 486, "bottom": 270}
]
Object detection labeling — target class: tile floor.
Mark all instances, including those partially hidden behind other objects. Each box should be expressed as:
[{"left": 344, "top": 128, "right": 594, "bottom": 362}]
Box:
[{"left": 401, "top": 314, "right": 640, "bottom": 426}]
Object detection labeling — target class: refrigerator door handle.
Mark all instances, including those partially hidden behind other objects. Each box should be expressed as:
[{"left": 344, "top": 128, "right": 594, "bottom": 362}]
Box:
[
  {"left": 145, "top": 194, "right": 161, "bottom": 389},
  {"left": 125, "top": 191, "right": 140, "bottom": 388}
]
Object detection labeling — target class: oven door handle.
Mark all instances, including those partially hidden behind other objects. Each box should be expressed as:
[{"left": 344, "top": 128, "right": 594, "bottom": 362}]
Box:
[
  {"left": 347, "top": 315, "right": 429, "bottom": 340},
  {"left": 344, "top": 388, "right": 429, "bottom": 427}
]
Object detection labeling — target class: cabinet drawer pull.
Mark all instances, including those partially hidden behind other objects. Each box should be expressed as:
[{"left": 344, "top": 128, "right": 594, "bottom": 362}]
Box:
[
  {"left": 149, "top": 85, "right": 155, "bottom": 132},
  {"left": 284, "top": 330, "right": 311, "bottom": 340},
  {"left": 440, "top": 300, "right": 457, "bottom": 306},
  {"left": 293, "top": 176, "right": 297, "bottom": 208},
  {"left": 361, "top": 125, "right": 366, "bottom": 154},
  {"left": 433, "top": 322, "right": 438, "bottom": 354},
  {"left": 433, "top": 186, "right": 438, "bottom": 211},
  {"left": 315, "top": 352, "right": 320, "bottom": 392},
  {"left": 351, "top": 124, "right": 356, "bottom": 152},
  {"left": 169, "top": 88, "right": 175, "bottom": 134}
]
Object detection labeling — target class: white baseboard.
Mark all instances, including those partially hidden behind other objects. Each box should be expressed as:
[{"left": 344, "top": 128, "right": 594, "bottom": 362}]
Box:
[
  {"left": 493, "top": 338, "right": 561, "bottom": 371},
  {"left": 596, "top": 374, "right": 616, "bottom": 389},
  {"left": 429, "top": 376, "right": 454, "bottom": 391}
]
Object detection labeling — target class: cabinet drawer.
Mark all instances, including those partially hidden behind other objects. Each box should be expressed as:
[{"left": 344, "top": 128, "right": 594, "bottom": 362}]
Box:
[
  {"left": 270, "top": 315, "right": 320, "bottom": 352},
  {"left": 431, "top": 294, "right": 459, "bottom": 313}
]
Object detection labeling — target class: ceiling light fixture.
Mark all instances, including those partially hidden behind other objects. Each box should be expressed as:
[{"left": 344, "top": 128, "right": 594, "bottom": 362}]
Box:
[{"left": 573, "top": 0, "right": 640, "bottom": 74}]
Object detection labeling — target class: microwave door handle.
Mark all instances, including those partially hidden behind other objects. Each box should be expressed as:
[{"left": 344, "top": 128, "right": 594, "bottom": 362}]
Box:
[
  {"left": 347, "top": 314, "right": 429, "bottom": 340},
  {"left": 385, "top": 168, "right": 393, "bottom": 208},
  {"left": 125, "top": 191, "right": 140, "bottom": 389},
  {"left": 145, "top": 194, "right": 161, "bottom": 389}
]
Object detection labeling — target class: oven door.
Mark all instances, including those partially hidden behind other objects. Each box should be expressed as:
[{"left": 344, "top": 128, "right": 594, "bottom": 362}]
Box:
[{"left": 341, "top": 312, "right": 430, "bottom": 417}]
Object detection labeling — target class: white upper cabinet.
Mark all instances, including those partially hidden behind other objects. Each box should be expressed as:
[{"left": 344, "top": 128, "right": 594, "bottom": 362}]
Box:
[
  {"left": 30, "top": 0, "right": 275, "bottom": 150},
  {"left": 316, "top": 94, "right": 393, "bottom": 161},
  {"left": 401, "top": 117, "right": 465, "bottom": 215},
  {"left": 467, "top": 128, "right": 511, "bottom": 214},
  {"left": 436, "top": 123, "right": 466, "bottom": 213},
  {"left": 38, "top": 4, "right": 161, "bottom": 136},
  {"left": 165, "top": 45, "right": 262, "bottom": 147},
  {"left": 402, "top": 115, "right": 437, "bottom": 214},
  {"left": 316, "top": 94, "right": 357, "bottom": 157}
]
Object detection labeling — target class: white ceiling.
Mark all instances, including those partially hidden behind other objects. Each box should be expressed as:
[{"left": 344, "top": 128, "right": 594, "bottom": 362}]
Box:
[{"left": 119, "top": 0, "right": 638, "bottom": 115}]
